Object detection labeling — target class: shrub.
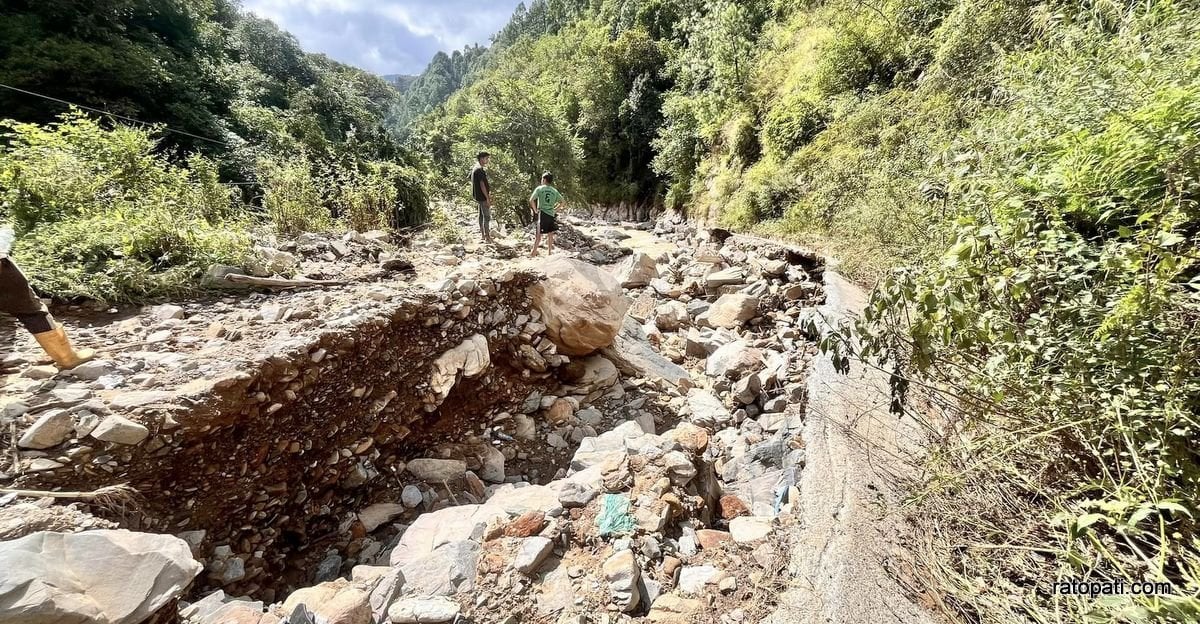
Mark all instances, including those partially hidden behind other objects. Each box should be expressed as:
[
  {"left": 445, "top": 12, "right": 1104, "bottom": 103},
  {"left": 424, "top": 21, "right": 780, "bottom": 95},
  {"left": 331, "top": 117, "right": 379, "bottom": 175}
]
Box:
[
  {"left": 0, "top": 112, "right": 250, "bottom": 302},
  {"left": 257, "top": 154, "right": 330, "bottom": 236},
  {"left": 762, "top": 92, "right": 825, "bottom": 156}
]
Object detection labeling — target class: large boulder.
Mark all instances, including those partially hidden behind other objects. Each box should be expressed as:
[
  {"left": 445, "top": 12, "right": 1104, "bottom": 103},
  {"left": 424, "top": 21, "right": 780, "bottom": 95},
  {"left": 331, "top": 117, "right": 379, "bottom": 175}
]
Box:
[
  {"left": 0, "top": 529, "right": 202, "bottom": 624},
  {"left": 530, "top": 259, "right": 630, "bottom": 356},
  {"left": 616, "top": 252, "right": 659, "bottom": 288},
  {"left": 701, "top": 294, "right": 758, "bottom": 328}
]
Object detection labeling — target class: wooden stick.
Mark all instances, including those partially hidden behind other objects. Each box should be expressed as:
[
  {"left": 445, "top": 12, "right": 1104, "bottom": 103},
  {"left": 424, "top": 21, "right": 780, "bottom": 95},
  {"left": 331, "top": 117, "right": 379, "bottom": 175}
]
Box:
[{"left": 222, "top": 273, "right": 346, "bottom": 288}]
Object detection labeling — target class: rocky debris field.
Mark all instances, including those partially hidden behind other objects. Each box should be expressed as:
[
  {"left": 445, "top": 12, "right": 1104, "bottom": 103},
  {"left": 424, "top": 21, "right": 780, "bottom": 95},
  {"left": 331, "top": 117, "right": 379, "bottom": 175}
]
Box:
[{"left": 0, "top": 213, "right": 827, "bottom": 624}]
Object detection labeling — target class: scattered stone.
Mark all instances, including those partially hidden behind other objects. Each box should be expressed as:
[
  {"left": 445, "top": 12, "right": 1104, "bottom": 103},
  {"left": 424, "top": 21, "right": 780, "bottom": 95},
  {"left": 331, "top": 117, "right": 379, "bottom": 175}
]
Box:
[
  {"left": 695, "top": 529, "right": 733, "bottom": 550},
  {"left": 557, "top": 482, "right": 598, "bottom": 508},
  {"left": 17, "top": 409, "right": 74, "bottom": 450},
  {"left": 719, "top": 495, "right": 751, "bottom": 520},
  {"left": 22, "top": 365, "right": 57, "bottom": 380},
  {"left": 602, "top": 549, "right": 642, "bottom": 612},
  {"left": 406, "top": 458, "right": 467, "bottom": 484},
  {"left": 153, "top": 304, "right": 186, "bottom": 320},
  {"left": 503, "top": 511, "right": 546, "bottom": 538},
  {"left": 678, "top": 565, "right": 720, "bottom": 594},
  {"left": 705, "top": 341, "right": 764, "bottom": 379},
  {"left": 616, "top": 252, "right": 659, "bottom": 288},
  {"left": 704, "top": 267, "right": 746, "bottom": 288},
  {"left": 68, "top": 360, "right": 115, "bottom": 381},
  {"left": 545, "top": 398, "right": 574, "bottom": 425},
  {"left": 358, "top": 503, "right": 405, "bottom": 533},
  {"left": 402, "top": 485, "right": 424, "bottom": 509},
  {"left": 478, "top": 445, "right": 506, "bottom": 483},
  {"left": 282, "top": 578, "right": 370, "bottom": 624},
  {"left": 729, "top": 516, "right": 774, "bottom": 543},
  {"left": 388, "top": 596, "right": 461, "bottom": 623},
  {"left": 653, "top": 301, "right": 689, "bottom": 332},
  {"left": 513, "top": 536, "right": 554, "bottom": 575},
  {"left": 703, "top": 294, "right": 758, "bottom": 328},
  {"left": 647, "top": 593, "right": 705, "bottom": 623},
  {"left": 90, "top": 415, "right": 150, "bottom": 445}
]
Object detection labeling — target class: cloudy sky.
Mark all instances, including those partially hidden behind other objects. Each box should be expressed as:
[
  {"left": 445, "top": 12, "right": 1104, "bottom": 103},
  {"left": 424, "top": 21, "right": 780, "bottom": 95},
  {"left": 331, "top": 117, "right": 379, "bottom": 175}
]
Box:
[{"left": 242, "top": 0, "right": 525, "bottom": 75}]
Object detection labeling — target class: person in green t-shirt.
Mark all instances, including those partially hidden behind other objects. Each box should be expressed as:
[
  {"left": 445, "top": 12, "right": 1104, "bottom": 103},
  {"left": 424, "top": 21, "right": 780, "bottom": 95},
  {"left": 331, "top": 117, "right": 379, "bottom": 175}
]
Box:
[{"left": 529, "top": 171, "right": 564, "bottom": 257}]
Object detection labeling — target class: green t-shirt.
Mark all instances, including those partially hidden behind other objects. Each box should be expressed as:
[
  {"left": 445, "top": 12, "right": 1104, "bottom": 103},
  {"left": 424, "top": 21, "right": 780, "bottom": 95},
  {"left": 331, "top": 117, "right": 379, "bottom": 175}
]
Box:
[{"left": 531, "top": 185, "right": 563, "bottom": 216}]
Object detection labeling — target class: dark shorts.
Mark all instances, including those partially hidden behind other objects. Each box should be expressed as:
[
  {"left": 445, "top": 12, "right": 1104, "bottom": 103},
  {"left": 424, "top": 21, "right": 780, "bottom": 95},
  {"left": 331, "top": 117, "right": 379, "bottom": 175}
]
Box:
[{"left": 537, "top": 211, "right": 558, "bottom": 233}]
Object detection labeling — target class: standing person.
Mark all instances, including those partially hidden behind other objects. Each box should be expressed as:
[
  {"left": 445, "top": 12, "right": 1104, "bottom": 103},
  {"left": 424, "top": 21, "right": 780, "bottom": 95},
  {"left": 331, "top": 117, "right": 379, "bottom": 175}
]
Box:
[
  {"left": 0, "top": 226, "right": 95, "bottom": 368},
  {"left": 471, "top": 152, "right": 493, "bottom": 243},
  {"left": 529, "top": 171, "right": 563, "bottom": 257}
]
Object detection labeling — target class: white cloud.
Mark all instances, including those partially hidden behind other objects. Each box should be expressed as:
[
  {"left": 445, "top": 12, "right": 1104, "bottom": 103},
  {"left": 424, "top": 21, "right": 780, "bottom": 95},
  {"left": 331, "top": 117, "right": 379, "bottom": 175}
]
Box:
[{"left": 241, "top": 0, "right": 522, "bottom": 74}]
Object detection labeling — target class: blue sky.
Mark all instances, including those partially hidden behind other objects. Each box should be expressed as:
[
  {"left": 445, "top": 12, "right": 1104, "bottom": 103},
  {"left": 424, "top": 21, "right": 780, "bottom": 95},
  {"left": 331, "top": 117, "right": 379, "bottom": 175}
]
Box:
[{"left": 242, "top": 0, "right": 525, "bottom": 75}]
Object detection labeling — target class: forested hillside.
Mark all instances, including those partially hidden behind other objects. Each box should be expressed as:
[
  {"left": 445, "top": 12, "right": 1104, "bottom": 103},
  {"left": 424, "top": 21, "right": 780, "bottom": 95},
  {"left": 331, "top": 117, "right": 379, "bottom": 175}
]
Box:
[{"left": 0, "top": 0, "right": 428, "bottom": 300}]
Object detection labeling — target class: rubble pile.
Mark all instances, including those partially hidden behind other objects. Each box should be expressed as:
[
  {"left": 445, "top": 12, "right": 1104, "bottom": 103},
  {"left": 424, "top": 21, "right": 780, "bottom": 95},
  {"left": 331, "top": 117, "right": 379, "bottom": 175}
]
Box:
[{"left": 0, "top": 216, "right": 827, "bottom": 624}]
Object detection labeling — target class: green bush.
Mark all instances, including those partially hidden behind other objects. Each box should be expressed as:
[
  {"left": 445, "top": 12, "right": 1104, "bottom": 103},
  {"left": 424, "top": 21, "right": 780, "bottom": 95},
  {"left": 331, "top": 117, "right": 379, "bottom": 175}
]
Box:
[
  {"left": 762, "top": 92, "right": 825, "bottom": 156},
  {"left": 257, "top": 154, "right": 330, "bottom": 236},
  {"left": 0, "top": 112, "right": 250, "bottom": 302},
  {"left": 827, "top": 5, "right": 1200, "bottom": 620}
]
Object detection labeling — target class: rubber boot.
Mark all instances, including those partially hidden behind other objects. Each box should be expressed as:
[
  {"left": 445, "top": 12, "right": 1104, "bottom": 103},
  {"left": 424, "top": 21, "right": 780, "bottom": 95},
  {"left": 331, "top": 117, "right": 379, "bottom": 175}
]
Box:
[{"left": 32, "top": 324, "right": 95, "bottom": 369}]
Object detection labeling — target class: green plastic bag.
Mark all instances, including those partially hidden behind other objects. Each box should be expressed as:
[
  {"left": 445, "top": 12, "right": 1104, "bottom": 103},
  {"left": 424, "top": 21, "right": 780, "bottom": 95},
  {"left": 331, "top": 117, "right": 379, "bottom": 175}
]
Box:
[{"left": 596, "top": 493, "right": 636, "bottom": 536}]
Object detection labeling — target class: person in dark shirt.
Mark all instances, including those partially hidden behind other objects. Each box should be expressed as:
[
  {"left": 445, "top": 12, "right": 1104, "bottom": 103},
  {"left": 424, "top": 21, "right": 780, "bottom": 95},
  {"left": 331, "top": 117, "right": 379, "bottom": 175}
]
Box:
[{"left": 470, "top": 152, "right": 492, "bottom": 243}]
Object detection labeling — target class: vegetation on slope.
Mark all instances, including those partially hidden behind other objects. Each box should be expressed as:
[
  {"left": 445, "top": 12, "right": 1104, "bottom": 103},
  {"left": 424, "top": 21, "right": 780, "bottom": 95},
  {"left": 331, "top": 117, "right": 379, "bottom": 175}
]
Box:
[{"left": 0, "top": 1, "right": 428, "bottom": 300}]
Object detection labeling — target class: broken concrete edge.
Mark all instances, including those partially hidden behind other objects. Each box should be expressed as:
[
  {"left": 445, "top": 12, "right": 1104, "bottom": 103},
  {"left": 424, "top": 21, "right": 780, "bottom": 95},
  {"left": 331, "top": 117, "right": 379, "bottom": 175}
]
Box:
[{"left": 768, "top": 270, "right": 938, "bottom": 624}]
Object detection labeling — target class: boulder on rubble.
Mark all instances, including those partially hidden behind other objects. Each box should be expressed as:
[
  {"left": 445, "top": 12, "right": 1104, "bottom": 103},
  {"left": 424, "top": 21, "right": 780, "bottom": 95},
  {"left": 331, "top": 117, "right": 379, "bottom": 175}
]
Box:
[
  {"left": 602, "top": 318, "right": 690, "bottom": 389},
  {"left": 0, "top": 529, "right": 201, "bottom": 624},
  {"left": 705, "top": 340, "right": 764, "bottom": 379},
  {"left": 701, "top": 294, "right": 758, "bottom": 328},
  {"left": 616, "top": 252, "right": 659, "bottom": 288},
  {"left": 246, "top": 246, "right": 298, "bottom": 277},
  {"left": 530, "top": 258, "right": 630, "bottom": 356}
]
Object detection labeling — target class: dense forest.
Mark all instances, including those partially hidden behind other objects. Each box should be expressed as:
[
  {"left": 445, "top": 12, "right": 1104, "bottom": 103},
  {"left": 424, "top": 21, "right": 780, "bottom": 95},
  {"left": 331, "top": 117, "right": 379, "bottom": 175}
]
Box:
[{"left": 2, "top": 1, "right": 1199, "bottom": 621}]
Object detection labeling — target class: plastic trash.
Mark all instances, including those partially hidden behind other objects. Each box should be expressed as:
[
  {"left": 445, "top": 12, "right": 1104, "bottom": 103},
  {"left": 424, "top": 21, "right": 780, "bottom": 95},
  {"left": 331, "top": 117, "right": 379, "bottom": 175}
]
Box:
[{"left": 595, "top": 493, "right": 636, "bottom": 537}]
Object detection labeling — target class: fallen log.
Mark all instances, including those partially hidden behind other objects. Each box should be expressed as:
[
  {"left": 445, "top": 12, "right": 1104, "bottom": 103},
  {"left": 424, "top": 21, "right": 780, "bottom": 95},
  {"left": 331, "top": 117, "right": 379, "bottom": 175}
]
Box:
[{"left": 222, "top": 273, "right": 346, "bottom": 288}]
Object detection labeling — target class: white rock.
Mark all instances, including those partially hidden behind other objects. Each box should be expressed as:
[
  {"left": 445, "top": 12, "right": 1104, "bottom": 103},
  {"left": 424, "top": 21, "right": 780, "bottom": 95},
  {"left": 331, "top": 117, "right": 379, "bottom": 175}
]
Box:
[
  {"left": 428, "top": 334, "right": 490, "bottom": 405},
  {"left": 358, "top": 503, "right": 405, "bottom": 533},
  {"left": 17, "top": 409, "right": 74, "bottom": 449},
  {"left": 0, "top": 530, "right": 201, "bottom": 624},
  {"left": 513, "top": 536, "right": 554, "bottom": 575},
  {"left": 90, "top": 415, "right": 149, "bottom": 445},
  {"left": 678, "top": 565, "right": 720, "bottom": 594},
  {"left": 388, "top": 596, "right": 460, "bottom": 623},
  {"left": 729, "top": 516, "right": 774, "bottom": 543}
]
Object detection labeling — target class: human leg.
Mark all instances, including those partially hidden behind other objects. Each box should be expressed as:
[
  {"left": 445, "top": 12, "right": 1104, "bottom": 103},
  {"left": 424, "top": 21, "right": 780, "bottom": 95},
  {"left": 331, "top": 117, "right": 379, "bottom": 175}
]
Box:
[{"left": 0, "top": 258, "right": 94, "bottom": 368}]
